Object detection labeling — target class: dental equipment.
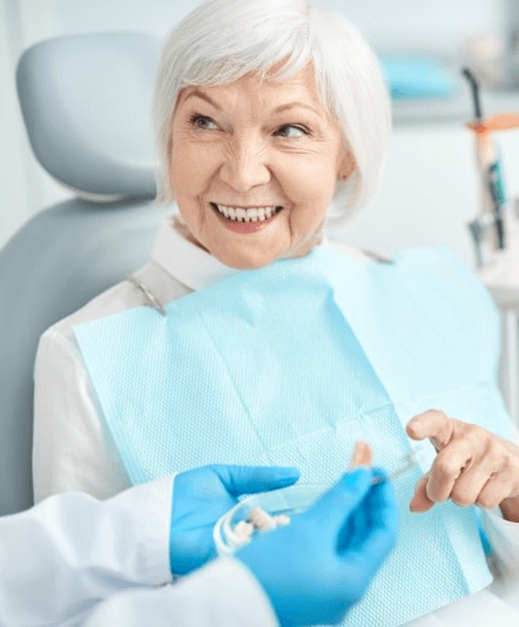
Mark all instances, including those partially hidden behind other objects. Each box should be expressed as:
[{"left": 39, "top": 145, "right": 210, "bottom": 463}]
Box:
[
  {"left": 462, "top": 67, "right": 519, "bottom": 265},
  {"left": 371, "top": 449, "right": 422, "bottom": 485}
]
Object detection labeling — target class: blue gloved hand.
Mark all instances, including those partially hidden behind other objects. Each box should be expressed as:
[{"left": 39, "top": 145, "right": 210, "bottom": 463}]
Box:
[
  {"left": 169, "top": 464, "right": 300, "bottom": 575},
  {"left": 236, "top": 467, "right": 398, "bottom": 627}
]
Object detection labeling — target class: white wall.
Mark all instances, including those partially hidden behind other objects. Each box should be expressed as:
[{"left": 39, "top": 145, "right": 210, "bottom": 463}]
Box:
[
  {"left": 323, "top": 0, "right": 503, "bottom": 54},
  {"left": 49, "top": 0, "right": 504, "bottom": 55}
]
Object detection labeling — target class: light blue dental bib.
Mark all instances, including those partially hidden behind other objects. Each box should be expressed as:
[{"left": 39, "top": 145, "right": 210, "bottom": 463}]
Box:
[{"left": 75, "top": 246, "right": 513, "bottom": 627}]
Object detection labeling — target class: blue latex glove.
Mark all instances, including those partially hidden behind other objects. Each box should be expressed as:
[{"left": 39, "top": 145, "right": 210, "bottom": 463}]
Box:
[
  {"left": 237, "top": 467, "right": 398, "bottom": 627},
  {"left": 169, "top": 464, "right": 300, "bottom": 575}
]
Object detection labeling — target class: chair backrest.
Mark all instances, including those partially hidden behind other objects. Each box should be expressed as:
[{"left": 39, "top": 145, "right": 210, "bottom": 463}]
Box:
[{"left": 0, "top": 32, "right": 169, "bottom": 515}]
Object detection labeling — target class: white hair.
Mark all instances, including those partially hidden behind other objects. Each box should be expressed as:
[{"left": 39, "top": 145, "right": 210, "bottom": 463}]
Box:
[{"left": 153, "top": 0, "right": 391, "bottom": 229}]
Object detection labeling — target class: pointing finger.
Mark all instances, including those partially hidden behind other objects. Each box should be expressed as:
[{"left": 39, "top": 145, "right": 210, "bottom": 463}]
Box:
[
  {"left": 409, "top": 472, "right": 435, "bottom": 513},
  {"left": 406, "top": 410, "right": 454, "bottom": 451}
]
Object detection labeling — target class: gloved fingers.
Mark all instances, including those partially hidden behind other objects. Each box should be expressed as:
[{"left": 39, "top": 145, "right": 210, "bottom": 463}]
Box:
[
  {"left": 211, "top": 464, "right": 301, "bottom": 497},
  {"left": 342, "top": 525, "right": 396, "bottom": 590},
  {"left": 342, "top": 477, "right": 398, "bottom": 572},
  {"left": 339, "top": 485, "right": 369, "bottom": 552},
  {"left": 365, "top": 471, "right": 398, "bottom": 531},
  {"left": 338, "top": 469, "right": 394, "bottom": 552},
  {"left": 305, "top": 468, "right": 374, "bottom": 532}
]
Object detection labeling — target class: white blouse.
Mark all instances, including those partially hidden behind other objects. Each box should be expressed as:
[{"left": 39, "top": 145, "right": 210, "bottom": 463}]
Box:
[{"left": 33, "top": 216, "right": 519, "bottom": 626}]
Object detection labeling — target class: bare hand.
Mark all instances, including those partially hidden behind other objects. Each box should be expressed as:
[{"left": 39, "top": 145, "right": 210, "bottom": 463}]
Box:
[{"left": 406, "top": 409, "right": 519, "bottom": 521}]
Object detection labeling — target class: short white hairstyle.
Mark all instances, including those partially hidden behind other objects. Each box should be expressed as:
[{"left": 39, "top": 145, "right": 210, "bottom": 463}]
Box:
[{"left": 153, "top": 0, "right": 391, "bottom": 229}]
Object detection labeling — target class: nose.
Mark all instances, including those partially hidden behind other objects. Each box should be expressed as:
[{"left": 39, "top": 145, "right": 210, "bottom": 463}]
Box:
[{"left": 218, "top": 133, "right": 271, "bottom": 192}]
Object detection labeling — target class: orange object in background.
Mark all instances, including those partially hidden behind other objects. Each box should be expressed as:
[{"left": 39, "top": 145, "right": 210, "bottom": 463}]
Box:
[{"left": 467, "top": 113, "right": 519, "bottom": 135}]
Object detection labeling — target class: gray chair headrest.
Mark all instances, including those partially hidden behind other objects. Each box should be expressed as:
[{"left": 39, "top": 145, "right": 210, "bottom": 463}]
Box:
[{"left": 16, "top": 33, "right": 161, "bottom": 201}]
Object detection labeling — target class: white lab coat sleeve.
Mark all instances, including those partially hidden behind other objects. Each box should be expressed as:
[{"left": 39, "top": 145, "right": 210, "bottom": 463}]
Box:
[
  {"left": 82, "top": 557, "right": 279, "bottom": 627},
  {"left": 0, "top": 474, "right": 174, "bottom": 627}
]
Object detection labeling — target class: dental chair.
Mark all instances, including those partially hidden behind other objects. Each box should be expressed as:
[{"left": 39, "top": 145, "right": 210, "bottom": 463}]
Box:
[{"left": 0, "top": 33, "right": 170, "bottom": 515}]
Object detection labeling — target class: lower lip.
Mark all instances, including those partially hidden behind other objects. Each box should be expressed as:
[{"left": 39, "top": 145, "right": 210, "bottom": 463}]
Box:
[{"left": 213, "top": 206, "right": 281, "bottom": 233}]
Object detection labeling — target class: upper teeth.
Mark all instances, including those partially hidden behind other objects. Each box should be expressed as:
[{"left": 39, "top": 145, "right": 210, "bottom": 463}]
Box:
[{"left": 213, "top": 204, "right": 280, "bottom": 222}]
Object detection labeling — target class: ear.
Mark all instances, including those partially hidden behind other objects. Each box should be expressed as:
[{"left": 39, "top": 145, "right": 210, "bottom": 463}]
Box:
[{"left": 337, "top": 147, "right": 356, "bottom": 181}]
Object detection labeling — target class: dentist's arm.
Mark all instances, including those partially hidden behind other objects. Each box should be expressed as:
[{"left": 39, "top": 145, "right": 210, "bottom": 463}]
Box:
[
  {"left": 0, "top": 465, "right": 299, "bottom": 627},
  {"left": 0, "top": 475, "right": 174, "bottom": 627}
]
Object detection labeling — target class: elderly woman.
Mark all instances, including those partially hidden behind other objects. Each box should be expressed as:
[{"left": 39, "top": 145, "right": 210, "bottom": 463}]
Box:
[{"left": 33, "top": 0, "right": 519, "bottom": 625}]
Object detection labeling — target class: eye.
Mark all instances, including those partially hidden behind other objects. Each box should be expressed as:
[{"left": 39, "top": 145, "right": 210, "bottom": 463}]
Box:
[
  {"left": 274, "top": 124, "right": 309, "bottom": 138},
  {"left": 189, "top": 114, "right": 219, "bottom": 130}
]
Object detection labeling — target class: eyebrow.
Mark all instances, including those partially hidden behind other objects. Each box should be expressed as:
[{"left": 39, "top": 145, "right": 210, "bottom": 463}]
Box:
[
  {"left": 184, "top": 90, "right": 222, "bottom": 110},
  {"left": 184, "top": 90, "right": 322, "bottom": 118},
  {"left": 272, "top": 101, "right": 322, "bottom": 117}
]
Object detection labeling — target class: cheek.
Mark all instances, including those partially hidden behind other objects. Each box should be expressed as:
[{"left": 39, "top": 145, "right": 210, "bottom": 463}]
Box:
[
  {"left": 278, "top": 158, "right": 338, "bottom": 208},
  {"left": 170, "top": 141, "right": 218, "bottom": 196}
]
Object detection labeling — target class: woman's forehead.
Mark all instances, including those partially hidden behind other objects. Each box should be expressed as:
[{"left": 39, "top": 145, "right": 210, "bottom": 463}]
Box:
[{"left": 176, "top": 63, "right": 329, "bottom": 118}]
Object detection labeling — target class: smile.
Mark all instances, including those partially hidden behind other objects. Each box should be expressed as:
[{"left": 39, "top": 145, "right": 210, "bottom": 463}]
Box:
[{"left": 210, "top": 203, "right": 283, "bottom": 223}]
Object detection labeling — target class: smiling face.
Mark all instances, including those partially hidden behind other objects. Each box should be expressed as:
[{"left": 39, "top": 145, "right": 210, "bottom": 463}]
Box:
[{"left": 169, "top": 63, "right": 355, "bottom": 269}]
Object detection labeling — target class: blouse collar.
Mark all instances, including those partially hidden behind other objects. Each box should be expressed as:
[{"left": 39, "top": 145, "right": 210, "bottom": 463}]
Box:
[{"left": 151, "top": 217, "right": 239, "bottom": 291}]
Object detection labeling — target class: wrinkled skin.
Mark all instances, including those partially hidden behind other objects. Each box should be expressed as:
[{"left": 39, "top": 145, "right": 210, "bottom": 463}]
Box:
[
  {"left": 169, "top": 62, "right": 355, "bottom": 269},
  {"left": 407, "top": 409, "right": 519, "bottom": 522}
]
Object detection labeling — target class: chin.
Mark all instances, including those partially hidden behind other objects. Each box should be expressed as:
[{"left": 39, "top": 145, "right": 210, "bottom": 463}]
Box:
[
  {"left": 213, "top": 246, "right": 281, "bottom": 270},
  {"left": 221, "top": 255, "right": 274, "bottom": 271}
]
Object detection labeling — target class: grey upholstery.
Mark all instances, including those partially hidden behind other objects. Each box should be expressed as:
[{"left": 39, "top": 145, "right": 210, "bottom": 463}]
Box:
[
  {"left": 0, "top": 33, "right": 169, "bottom": 515},
  {"left": 16, "top": 33, "right": 161, "bottom": 200}
]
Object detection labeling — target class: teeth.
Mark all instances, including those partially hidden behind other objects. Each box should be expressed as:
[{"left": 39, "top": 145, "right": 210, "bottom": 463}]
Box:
[{"left": 212, "top": 204, "right": 281, "bottom": 223}]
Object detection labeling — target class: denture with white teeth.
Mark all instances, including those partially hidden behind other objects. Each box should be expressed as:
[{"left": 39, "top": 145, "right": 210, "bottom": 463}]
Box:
[{"left": 210, "top": 203, "right": 282, "bottom": 223}]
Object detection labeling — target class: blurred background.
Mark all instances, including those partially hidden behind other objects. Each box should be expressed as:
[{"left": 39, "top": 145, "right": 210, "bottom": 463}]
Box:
[{"left": 3, "top": 0, "right": 519, "bottom": 260}]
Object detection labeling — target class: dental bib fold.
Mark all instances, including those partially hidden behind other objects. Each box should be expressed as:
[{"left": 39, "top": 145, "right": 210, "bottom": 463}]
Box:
[{"left": 74, "top": 245, "right": 513, "bottom": 627}]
